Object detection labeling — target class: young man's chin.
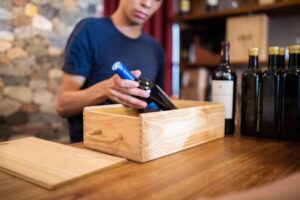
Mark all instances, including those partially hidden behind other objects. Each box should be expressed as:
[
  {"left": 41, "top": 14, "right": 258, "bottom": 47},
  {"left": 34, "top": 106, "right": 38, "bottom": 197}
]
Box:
[{"left": 130, "top": 15, "right": 148, "bottom": 26}]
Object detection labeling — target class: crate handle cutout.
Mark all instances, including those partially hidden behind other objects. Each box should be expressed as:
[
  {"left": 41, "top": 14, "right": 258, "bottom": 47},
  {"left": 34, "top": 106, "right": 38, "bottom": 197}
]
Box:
[{"left": 86, "top": 129, "right": 123, "bottom": 143}]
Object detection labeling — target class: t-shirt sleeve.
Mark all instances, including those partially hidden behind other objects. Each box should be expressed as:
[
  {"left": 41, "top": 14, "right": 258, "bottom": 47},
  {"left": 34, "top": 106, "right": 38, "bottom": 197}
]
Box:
[
  {"left": 62, "top": 19, "right": 92, "bottom": 77},
  {"left": 155, "top": 45, "right": 166, "bottom": 89}
]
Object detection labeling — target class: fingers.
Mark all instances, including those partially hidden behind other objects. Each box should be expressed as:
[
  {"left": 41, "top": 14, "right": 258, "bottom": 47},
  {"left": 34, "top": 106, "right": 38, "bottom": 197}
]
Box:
[
  {"left": 110, "top": 89, "right": 147, "bottom": 109},
  {"left": 105, "top": 75, "right": 149, "bottom": 109},
  {"left": 113, "top": 75, "right": 149, "bottom": 98},
  {"left": 131, "top": 70, "right": 141, "bottom": 78},
  {"left": 114, "top": 75, "right": 139, "bottom": 88}
]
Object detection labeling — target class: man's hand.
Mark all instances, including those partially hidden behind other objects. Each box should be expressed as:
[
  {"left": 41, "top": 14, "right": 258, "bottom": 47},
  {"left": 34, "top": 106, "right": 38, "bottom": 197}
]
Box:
[{"left": 102, "top": 70, "right": 149, "bottom": 109}]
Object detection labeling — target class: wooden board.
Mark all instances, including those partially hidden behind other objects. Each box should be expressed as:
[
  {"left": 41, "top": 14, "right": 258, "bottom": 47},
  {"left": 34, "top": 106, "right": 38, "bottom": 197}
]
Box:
[{"left": 0, "top": 137, "right": 126, "bottom": 189}]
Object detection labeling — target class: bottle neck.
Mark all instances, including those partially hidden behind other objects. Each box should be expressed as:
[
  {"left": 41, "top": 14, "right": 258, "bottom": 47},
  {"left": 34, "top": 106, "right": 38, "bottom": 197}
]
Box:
[
  {"left": 288, "top": 53, "right": 300, "bottom": 69},
  {"left": 268, "top": 54, "right": 278, "bottom": 69},
  {"left": 277, "top": 55, "right": 285, "bottom": 69},
  {"left": 220, "top": 45, "right": 230, "bottom": 67},
  {"left": 248, "top": 55, "right": 259, "bottom": 69}
]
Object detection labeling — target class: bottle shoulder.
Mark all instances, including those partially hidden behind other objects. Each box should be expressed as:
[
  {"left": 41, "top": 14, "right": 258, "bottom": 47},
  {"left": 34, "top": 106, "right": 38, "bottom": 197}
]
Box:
[
  {"left": 242, "top": 69, "right": 262, "bottom": 78},
  {"left": 213, "top": 66, "right": 237, "bottom": 80},
  {"left": 284, "top": 69, "right": 300, "bottom": 78}
]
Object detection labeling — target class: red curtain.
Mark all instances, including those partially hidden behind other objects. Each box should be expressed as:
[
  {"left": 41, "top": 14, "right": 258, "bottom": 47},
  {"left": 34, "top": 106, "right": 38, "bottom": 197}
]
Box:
[{"left": 103, "top": 0, "right": 174, "bottom": 95}]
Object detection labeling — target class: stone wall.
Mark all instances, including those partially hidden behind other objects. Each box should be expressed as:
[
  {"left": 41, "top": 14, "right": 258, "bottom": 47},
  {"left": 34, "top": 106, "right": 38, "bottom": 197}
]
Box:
[{"left": 0, "top": 0, "right": 103, "bottom": 143}]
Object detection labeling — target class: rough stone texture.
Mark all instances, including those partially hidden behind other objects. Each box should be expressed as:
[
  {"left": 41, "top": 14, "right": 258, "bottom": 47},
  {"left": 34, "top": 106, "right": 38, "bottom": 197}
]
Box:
[
  {"left": 1, "top": 76, "right": 29, "bottom": 86},
  {"left": 49, "top": 68, "right": 63, "bottom": 79},
  {"left": 64, "top": 0, "right": 77, "bottom": 10},
  {"left": 40, "top": 3, "right": 59, "bottom": 20},
  {"left": 29, "top": 112, "right": 61, "bottom": 123},
  {"left": 33, "top": 89, "right": 54, "bottom": 105},
  {"left": 21, "top": 103, "right": 40, "bottom": 114},
  {"left": 0, "top": 8, "right": 12, "bottom": 20},
  {"left": 31, "top": 0, "right": 49, "bottom": 5},
  {"left": 6, "top": 111, "right": 28, "bottom": 125},
  {"left": 11, "top": 6, "right": 24, "bottom": 17},
  {"left": 0, "top": 41, "right": 12, "bottom": 53},
  {"left": 52, "top": 17, "right": 66, "bottom": 36},
  {"left": 14, "top": 26, "right": 39, "bottom": 40},
  {"left": 40, "top": 103, "right": 56, "bottom": 113},
  {"left": 0, "top": 64, "right": 32, "bottom": 77},
  {"left": 48, "top": 68, "right": 63, "bottom": 92},
  {"left": 0, "top": 1, "right": 13, "bottom": 10},
  {"left": 11, "top": 0, "right": 29, "bottom": 7},
  {"left": 7, "top": 47, "right": 28, "bottom": 60},
  {"left": 0, "top": 78, "right": 3, "bottom": 89},
  {"left": 59, "top": 8, "right": 82, "bottom": 26},
  {"left": 29, "top": 79, "right": 47, "bottom": 89},
  {"left": 0, "top": 0, "right": 103, "bottom": 143},
  {"left": 32, "top": 14, "right": 53, "bottom": 31},
  {"left": 48, "top": 46, "right": 63, "bottom": 56},
  {"left": 0, "top": 20, "right": 13, "bottom": 31},
  {"left": 4, "top": 86, "right": 32, "bottom": 103},
  {"left": 0, "top": 124, "right": 13, "bottom": 141},
  {"left": 24, "top": 3, "right": 39, "bottom": 17},
  {"left": 13, "top": 39, "right": 26, "bottom": 48},
  {"left": 0, "top": 31, "right": 15, "bottom": 41},
  {"left": 0, "top": 98, "right": 21, "bottom": 117},
  {"left": 0, "top": 53, "right": 11, "bottom": 65},
  {"left": 25, "top": 36, "right": 49, "bottom": 58},
  {"left": 49, "top": 0, "right": 65, "bottom": 10},
  {"left": 12, "top": 14, "right": 31, "bottom": 27},
  {"left": 12, "top": 122, "right": 51, "bottom": 137}
]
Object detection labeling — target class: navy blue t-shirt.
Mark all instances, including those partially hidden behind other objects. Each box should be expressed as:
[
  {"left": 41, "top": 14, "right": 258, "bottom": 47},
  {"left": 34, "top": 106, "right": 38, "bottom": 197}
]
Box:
[{"left": 63, "top": 17, "right": 165, "bottom": 142}]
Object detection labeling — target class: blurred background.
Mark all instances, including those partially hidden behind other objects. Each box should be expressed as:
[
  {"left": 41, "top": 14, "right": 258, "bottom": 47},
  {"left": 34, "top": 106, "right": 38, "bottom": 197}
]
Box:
[{"left": 0, "top": 0, "right": 299, "bottom": 143}]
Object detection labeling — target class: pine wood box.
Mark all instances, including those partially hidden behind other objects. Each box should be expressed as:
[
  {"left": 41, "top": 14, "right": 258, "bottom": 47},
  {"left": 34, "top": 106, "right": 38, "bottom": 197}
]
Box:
[{"left": 83, "top": 100, "right": 224, "bottom": 162}]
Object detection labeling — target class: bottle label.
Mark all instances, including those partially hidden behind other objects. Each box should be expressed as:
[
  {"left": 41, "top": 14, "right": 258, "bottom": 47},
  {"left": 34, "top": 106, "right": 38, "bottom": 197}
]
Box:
[{"left": 212, "top": 80, "right": 234, "bottom": 119}]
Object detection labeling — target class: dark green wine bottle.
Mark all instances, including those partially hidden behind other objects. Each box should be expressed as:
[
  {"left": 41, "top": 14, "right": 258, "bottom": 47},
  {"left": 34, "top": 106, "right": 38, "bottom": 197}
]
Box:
[
  {"left": 261, "top": 46, "right": 283, "bottom": 138},
  {"left": 278, "top": 47, "right": 286, "bottom": 70},
  {"left": 282, "top": 45, "right": 300, "bottom": 141},
  {"left": 241, "top": 48, "right": 262, "bottom": 136}
]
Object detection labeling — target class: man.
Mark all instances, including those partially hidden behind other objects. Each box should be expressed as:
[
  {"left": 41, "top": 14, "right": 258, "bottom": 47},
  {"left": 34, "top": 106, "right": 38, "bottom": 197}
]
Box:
[{"left": 56, "top": 0, "right": 165, "bottom": 143}]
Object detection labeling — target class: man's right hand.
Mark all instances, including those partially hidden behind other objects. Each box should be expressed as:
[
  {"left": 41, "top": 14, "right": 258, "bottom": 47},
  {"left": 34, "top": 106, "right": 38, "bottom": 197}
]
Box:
[
  {"left": 56, "top": 70, "right": 149, "bottom": 118},
  {"left": 101, "top": 70, "right": 149, "bottom": 109}
]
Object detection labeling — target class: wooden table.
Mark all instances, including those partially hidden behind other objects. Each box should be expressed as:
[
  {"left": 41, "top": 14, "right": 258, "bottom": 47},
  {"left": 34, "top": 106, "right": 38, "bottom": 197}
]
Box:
[{"left": 1, "top": 134, "right": 300, "bottom": 200}]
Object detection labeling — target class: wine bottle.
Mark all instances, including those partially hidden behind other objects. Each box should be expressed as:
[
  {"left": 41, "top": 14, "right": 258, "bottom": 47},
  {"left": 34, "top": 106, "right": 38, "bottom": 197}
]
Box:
[
  {"left": 278, "top": 47, "right": 286, "bottom": 70},
  {"left": 206, "top": 0, "right": 219, "bottom": 12},
  {"left": 179, "top": 0, "right": 191, "bottom": 15},
  {"left": 281, "top": 45, "right": 300, "bottom": 141},
  {"left": 261, "top": 46, "right": 283, "bottom": 138},
  {"left": 240, "top": 48, "right": 262, "bottom": 136},
  {"left": 112, "top": 61, "right": 177, "bottom": 113},
  {"left": 212, "top": 41, "right": 237, "bottom": 135}
]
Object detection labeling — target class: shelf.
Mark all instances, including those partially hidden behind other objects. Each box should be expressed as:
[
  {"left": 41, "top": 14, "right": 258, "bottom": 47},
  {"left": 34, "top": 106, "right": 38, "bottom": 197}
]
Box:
[
  {"left": 182, "top": 61, "right": 268, "bottom": 69},
  {"left": 177, "top": 1, "right": 300, "bottom": 23}
]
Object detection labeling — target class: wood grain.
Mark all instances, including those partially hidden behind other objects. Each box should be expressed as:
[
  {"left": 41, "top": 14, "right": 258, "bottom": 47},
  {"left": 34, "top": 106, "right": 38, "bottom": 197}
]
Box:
[
  {"left": 84, "top": 100, "right": 225, "bottom": 162},
  {"left": 226, "top": 14, "right": 268, "bottom": 63},
  {"left": 1, "top": 135, "right": 300, "bottom": 199},
  {"left": 0, "top": 137, "right": 126, "bottom": 189}
]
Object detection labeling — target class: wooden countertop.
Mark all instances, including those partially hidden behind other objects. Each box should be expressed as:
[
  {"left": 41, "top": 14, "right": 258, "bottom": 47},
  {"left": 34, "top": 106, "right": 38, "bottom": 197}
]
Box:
[{"left": 1, "top": 134, "right": 300, "bottom": 200}]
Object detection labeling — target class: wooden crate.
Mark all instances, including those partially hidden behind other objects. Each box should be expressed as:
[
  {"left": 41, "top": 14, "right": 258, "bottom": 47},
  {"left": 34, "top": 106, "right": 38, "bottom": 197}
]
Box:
[
  {"left": 83, "top": 100, "right": 224, "bottom": 162},
  {"left": 226, "top": 14, "right": 269, "bottom": 63}
]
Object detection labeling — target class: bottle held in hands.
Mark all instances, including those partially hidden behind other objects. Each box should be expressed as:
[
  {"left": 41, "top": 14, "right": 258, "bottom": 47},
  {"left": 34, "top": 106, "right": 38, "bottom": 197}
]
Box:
[{"left": 112, "top": 61, "right": 177, "bottom": 113}]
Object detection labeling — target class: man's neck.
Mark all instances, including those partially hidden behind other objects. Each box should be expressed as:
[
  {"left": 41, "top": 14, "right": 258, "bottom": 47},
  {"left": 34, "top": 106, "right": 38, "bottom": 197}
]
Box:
[{"left": 111, "top": 10, "right": 143, "bottom": 39}]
